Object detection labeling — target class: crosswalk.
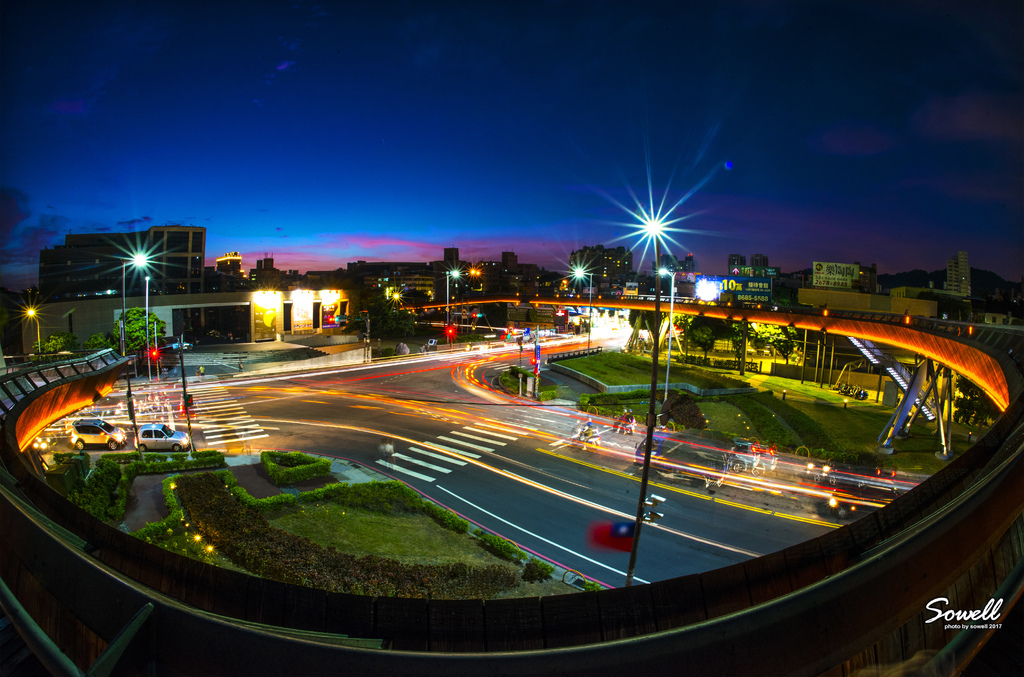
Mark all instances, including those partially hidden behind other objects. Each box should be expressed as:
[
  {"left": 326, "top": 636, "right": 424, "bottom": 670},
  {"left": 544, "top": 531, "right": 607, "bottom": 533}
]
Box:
[
  {"left": 376, "top": 425, "right": 500, "bottom": 482},
  {"left": 191, "top": 384, "right": 268, "bottom": 448}
]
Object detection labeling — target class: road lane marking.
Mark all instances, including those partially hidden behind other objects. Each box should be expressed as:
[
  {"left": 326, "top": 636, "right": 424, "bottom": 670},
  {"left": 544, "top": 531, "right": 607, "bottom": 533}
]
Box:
[
  {"left": 393, "top": 453, "right": 452, "bottom": 473},
  {"left": 408, "top": 447, "right": 468, "bottom": 465},
  {"left": 436, "top": 485, "right": 649, "bottom": 585},
  {"left": 450, "top": 430, "right": 507, "bottom": 446},
  {"left": 207, "top": 434, "right": 269, "bottom": 446},
  {"left": 436, "top": 436, "right": 492, "bottom": 452}
]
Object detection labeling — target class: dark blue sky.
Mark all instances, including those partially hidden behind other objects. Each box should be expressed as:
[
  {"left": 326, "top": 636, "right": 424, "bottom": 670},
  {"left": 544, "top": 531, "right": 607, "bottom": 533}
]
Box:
[{"left": 2, "top": 0, "right": 1021, "bottom": 290}]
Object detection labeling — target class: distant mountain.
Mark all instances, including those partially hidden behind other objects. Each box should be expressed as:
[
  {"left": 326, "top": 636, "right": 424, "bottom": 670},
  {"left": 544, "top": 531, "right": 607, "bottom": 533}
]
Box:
[{"left": 876, "top": 268, "right": 1020, "bottom": 298}]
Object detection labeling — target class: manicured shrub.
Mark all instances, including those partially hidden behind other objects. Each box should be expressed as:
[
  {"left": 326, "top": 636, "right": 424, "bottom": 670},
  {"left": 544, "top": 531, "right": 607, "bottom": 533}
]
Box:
[
  {"left": 663, "top": 391, "right": 707, "bottom": 430},
  {"left": 261, "top": 451, "right": 331, "bottom": 485},
  {"left": 473, "top": 529, "right": 526, "bottom": 562},
  {"left": 68, "top": 458, "right": 122, "bottom": 520},
  {"left": 522, "top": 558, "right": 555, "bottom": 582},
  {"left": 132, "top": 476, "right": 185, "bottom": 540}
]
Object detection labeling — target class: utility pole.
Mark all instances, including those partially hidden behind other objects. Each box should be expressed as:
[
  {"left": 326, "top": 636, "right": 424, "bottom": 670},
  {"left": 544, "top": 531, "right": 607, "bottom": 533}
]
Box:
[{"left": 178, "top": 336, "right": 194, "bottom": 459}]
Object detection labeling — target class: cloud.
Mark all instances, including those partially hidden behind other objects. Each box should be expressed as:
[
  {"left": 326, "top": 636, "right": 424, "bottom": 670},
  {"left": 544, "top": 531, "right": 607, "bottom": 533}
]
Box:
[
  {"left": 116, "top": 216, "right": 152, "bottom": 227},
  {"left": 912, "top": 93, "right": 1023, "bottom": 143}
]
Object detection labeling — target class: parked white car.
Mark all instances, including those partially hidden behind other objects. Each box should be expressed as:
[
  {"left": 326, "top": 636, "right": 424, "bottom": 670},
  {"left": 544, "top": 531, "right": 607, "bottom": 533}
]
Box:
[{"left": 137, "top": 423, "right": 191, "bottom": 453}]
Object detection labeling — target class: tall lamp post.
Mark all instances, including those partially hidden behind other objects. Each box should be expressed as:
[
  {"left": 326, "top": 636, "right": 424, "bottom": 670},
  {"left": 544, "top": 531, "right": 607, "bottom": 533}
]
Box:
[
  {"left": 625, "top": 219, "right": 665, "bottom": 587},
  {"left": 25, "top": 308, "right": 41, "bottom": 353},
  {"left": 120, "top": 253, "right": 149, "bottom": 447},
  {"left": 573, "top": 267, "right": 593, "bottom": 351},
  {"left": 660, "top": 268, "right": 679, "bottom": 399},
  {"left": 446, "top": 269, "right": 461, "bottom": 329},
  {"left": 145, "top": 276, "right": 152, "bottom": 381}
]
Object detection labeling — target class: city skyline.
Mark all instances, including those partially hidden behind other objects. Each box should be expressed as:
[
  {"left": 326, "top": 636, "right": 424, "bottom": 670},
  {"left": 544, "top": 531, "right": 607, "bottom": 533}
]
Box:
[{"left": 2, "top": 1, "right": 1021, "bottom": 292}]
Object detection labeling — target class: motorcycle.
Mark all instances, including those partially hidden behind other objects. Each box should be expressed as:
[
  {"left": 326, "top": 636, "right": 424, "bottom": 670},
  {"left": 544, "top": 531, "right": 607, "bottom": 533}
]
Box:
[{"left": 571, "top": 424, "right": 601, "bottom": 447}]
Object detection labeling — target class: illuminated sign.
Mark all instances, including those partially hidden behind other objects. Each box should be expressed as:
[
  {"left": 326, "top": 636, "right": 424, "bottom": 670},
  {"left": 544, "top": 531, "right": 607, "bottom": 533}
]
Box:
[
  {"left": 695, "top": 276, "right": 772, "bottom": 303},
  {"left": 292, "top": 294, "right": 314, "bottom": 331},
  {"left": 253, "top": 292, "right": 279, "bottom": 341},
  {"left": 321, "top": 291, "right": 341, "bottom": 329},
  {"left": 813, "top": 261, "right": 858, "bottom": 288}
]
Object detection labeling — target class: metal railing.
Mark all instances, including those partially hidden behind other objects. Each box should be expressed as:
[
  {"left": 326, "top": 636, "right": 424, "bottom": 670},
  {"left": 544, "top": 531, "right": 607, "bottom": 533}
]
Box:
[{"left": 0, "top": 349, "right": 125, "bottom": 422}]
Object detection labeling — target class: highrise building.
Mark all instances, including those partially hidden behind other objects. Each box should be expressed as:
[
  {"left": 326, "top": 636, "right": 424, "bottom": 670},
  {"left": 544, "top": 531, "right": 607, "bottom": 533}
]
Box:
[
  {"left": 681, "top": 254, "right": 696, "bottom": 273},
  {"left": 216, "top": 252, "right": 243, "bottom": 277},
  {"left": 946, "top": 251, "right": 970, "bottom": 296},
  {"left": 568, "top": 244, "right": 633, "bottom": 280},
  {"left": 751, "top": 253, "right": 769, "bottom": 267},
  {"left": 728, "top": 254, "right": 746, "bottom": 268},
  {"left": 38, "top": 224, "right": 206, "bottom": 300}
]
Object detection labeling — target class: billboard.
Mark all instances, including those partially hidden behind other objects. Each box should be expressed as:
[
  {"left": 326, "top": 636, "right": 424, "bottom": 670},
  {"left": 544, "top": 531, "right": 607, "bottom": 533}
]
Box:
[
  {"left": 292, "top": 296, "right": 314, "bottom": 331},
  {"left": 321, "top": 294, "right": 341, "bottom": 329},
  {"left": 253, "top": 293, "right": 278, "bottom": 341},
  {"left": 813, "top": 261, "right": 858, "bottom": 289},
  {"left": 695, "top": 276, "right": 773, "bottom": 303}
]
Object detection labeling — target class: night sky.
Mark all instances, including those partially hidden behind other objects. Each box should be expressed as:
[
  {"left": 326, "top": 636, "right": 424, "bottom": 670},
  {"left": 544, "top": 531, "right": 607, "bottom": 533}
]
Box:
[{"left": 2, "top": 0, "right": 1021, "bottom": 291}]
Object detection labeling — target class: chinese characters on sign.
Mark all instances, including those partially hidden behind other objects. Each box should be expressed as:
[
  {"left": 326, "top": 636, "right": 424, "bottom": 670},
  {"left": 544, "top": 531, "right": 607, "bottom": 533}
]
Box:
[
  {"left": 695, "top": 276, "right": 773, "bottom": 303},
  {"left": 813, "top": 261, "right": 858, "bottom": 289}
]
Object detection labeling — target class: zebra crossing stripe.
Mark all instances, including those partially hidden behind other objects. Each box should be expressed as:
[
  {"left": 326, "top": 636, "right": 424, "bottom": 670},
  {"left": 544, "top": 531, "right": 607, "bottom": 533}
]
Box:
[
  {"left": 436, "top": 436, "right": 492, "bottom": 453},
  {"left": 206, "top": 434, "right": 270, "bottom": 446},
  {"left": 392, "top": 453, "right": 452, "bottom": 473},
  {"left": 408, "top": 447, "right": 468, "bottom": 465},
  {"left": 463, "top": 426, "right": 517, "bottom": 440},
  {"left": 449, "top": 430, "right": 507, "bottom": 446},
  {"left": 428, "top": 442, "right": 482, "bottom": 459},
  {"left": 375, "top": 459, "right": 435, "bottom": 481}
]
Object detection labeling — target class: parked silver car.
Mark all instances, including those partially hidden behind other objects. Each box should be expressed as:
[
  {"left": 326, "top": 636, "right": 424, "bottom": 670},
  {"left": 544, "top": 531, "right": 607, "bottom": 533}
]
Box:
[
  {"left": 69, "top": 419, "right": 128, "bottom": 451},
  {"left": 137, "top": 423, "right": 191, "bottom": 453}
]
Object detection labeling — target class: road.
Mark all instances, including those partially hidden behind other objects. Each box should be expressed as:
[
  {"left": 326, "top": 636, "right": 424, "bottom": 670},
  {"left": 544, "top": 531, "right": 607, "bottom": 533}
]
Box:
[{"left": 145, "top": 343, "right": 837, "bottom": 587}]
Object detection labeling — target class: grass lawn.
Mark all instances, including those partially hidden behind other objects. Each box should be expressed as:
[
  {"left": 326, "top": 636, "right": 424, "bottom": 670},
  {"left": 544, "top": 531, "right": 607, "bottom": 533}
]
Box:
[
  {"left": 560, "top": 351, "right": 745, "bottom": 390},
  {"left": 267, "top": 503, "right": 578, "bottom": 597},
  {"left": 269, "top": 504, "right": 500, "bottom": 566},
  {"left": 699, "top": 400, "right": 761, "bottom": 440}
]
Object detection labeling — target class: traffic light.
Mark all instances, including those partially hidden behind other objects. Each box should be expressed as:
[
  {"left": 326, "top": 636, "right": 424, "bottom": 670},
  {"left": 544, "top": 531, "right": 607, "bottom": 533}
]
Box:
[
  {"left": 445, "top": 325, "right": 456, "bottom": 339},
  {"left": 150, "top": 348, "right": 159, "bottom": 361},
  {"left": 184, "top": 394, "right": 193, "bottom": 409}
]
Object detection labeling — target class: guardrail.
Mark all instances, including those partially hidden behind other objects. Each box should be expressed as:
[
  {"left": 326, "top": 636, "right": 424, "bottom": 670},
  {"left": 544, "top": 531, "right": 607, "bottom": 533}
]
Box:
[
  {"left": 0, "top": 349, "right": 126, "bottom": 422},
  {"left": 0, "top": 323, "right": 1022, "bottom": 675}
]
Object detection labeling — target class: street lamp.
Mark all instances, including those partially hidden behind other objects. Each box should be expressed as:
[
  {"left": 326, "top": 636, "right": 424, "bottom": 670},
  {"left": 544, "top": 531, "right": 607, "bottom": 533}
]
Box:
[
  {"left": 25, "top": 307, "right": 41, "bottom": 353},
  {"left": 660, "top": 268, "right": 680, "bottom": 399},
  {"left": 573, "top": 266, "right": 593, "bottom": 351},
  {"left": 626, "top": 217, "right": 665, "bottom": 587},
  {"left": 145, "top": 276, "right": 152, "bottom": 381},
  {"left": 446, "top": 269, "right": 461, "bottom": 329},
  {"left": 120, "top": 252, "right": 149, "bottom": 448}
]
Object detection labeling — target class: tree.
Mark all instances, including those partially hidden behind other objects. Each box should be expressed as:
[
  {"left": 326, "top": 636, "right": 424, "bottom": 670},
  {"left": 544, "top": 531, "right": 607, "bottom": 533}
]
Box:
[
  {"left": 751, "top": 324, "right": 798, "bottom": 364},
  {"left": 953, "top": 378, "right": 995, "bottom": 427},
  {"left": 357, "top": 292, "right": 416, "bottom": 337},
  {"left": 115, "top": 308, "right": 165, "bottom": 352},
  {"left": 84, "top": 333, "right": 114, "bottom": 350},
  {"left": 43, "top": 331, "right": 80, "bottom": 353},
  {"left": 688, "top": 316, "right": 718, "bottom": 358}
]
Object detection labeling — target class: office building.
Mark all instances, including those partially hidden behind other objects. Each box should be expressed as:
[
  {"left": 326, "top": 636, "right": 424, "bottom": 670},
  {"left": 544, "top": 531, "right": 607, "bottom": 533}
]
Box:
[{"left": 946, "top": 251, "right": 970, "bottom": 296}]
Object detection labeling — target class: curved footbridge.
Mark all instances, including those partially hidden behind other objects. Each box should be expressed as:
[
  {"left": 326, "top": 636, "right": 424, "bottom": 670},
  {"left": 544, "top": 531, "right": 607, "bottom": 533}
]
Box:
[{"left": 2, "top": 306, "right": 1022, "bottom": 676}]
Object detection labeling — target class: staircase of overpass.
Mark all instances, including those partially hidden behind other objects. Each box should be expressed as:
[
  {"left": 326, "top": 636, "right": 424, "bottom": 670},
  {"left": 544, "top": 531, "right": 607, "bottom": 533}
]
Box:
[
  {"left": 2, "top": 309, "right": 1023, "bottom": 676},
  {"left": 847, "top": 336, "right": 936, "bottom": 420}
]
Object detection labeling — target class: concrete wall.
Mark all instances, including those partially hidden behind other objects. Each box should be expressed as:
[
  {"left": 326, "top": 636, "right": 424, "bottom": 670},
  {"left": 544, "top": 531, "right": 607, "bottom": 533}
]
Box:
[{"left": 798, "top": 288, "right": 938, "bottom": 317}]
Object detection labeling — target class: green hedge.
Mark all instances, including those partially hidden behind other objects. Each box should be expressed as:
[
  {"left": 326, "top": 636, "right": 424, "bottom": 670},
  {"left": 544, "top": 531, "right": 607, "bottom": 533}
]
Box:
[
  {"left": 68, "top": 458, "right": 122, "bottom": 520},
  {"left": 522, "top": 558, "right": 555, "bottom": 582},
  {"left": 132, "top": 476, "right": 185, "bottom": 540},
  {"left": 261, "top": 451, "right": 332, "bottom": 485},
  {"left": 52, "top": 452, "right": 90, "bottom": 473},
  {"left": 473, "top": 529, "right": 526, "bottom": 562},
  {"left": 100, "top": 451, "right": 141, "bottom": 464}
]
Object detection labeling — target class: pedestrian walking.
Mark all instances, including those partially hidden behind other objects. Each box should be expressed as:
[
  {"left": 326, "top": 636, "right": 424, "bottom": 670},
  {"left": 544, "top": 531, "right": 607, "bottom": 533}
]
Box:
[
  {"left": 378, "top": 437, "right": 395, "bottom": 462},
  {"left": 198, "top": 365, "right": 205, "bottom": 380},
  {"left": 238, "top": 359, "right": 243, "bottom": 372}
]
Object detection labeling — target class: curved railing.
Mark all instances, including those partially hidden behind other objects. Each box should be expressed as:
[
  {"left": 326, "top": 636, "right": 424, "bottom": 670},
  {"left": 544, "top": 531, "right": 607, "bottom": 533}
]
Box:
[{"left": 1, "top": 324, "right": 1022, "bottom": 675}]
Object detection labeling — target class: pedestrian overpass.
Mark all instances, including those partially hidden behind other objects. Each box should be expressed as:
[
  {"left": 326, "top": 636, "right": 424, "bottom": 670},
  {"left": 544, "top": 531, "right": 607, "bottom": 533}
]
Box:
[{"left": 2, "top": 304, "right": 1022, "bottom": 675}]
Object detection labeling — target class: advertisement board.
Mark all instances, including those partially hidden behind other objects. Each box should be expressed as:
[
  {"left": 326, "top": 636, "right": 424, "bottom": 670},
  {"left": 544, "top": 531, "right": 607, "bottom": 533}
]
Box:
[
  {"left": 321, "top": 298, "right": 341, "bottom": 329},
  {"left": 813, "top": 261, "right": 858, "bottom": 289},
  {"left": 253, "top": 294, "right": 278, "bottom": 342},
  {"left": 292, "top": 296, "right": 314, "bottom": 331},
  {"left": 695, "top": 276, "right": 773, "bottom": 303}
]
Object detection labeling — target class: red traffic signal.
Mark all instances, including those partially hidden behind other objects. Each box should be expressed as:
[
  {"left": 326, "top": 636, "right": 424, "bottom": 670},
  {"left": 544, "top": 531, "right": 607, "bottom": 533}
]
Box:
[
  {"left": 445, "top": 325, "right": 456, "bottom": 338},
  {"left": 150, "top": 349, "right": 159, "bottom": 360}
]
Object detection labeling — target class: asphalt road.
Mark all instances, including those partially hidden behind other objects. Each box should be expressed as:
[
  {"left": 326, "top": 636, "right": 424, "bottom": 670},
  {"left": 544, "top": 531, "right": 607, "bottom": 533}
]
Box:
[{"left": 154, "top": 345, "right": 839, "bottom": 587}]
